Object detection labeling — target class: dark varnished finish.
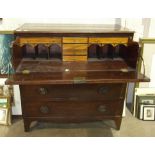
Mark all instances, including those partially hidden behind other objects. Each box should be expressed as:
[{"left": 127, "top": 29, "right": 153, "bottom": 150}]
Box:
[
  {"left": 7, "top": 24, "right": 149, "bottom": 132},
  {"left": 6, "top": 61, "right": 149, "bottom": 85},
  {"left": 22, "top": 100, "right": 124, "bottom": 117},
  {"left": 6, "top": 71, "right": 149, "bottom": 85},
  {"left": 20, "top": 84, "right": 126, "bottom": 101}
]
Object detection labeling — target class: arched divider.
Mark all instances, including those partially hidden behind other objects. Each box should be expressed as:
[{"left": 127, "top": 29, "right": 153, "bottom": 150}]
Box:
[
  {"left": 49, "top": 44, "right": 62, "bottom": 59},
  {"left": 35, "top": 44, "right": 49, "bottom": 59},
  {"left": 20, "top": 42, "right": 139, "bottom": 69},
  {"left": 22, "top": 44, "right": 35, "bottom": 59},
  {"left": 21, "top": 43, "right": 62, "bottom": 60},
  {"left": 87, "top": 43, "right": 139, "bottom": 68}
]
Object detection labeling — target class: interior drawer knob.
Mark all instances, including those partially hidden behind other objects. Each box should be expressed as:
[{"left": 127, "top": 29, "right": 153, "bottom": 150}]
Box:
[
  {"left": 98, "top": 87, "right": 109, "bottom": 94},
  {"left": 40, "top": 106, "right": 49, "bottom": 114},
  {"left": 38, "top": 87, "right": 48, "bottom": 95},
  {"left": 98, "top": 105, "right": 106, "bottom": 113}
]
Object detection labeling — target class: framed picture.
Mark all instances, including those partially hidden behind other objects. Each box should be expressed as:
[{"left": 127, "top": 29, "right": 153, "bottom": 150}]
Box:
[
  {"left": 0, "top": 96, "right": 10, "bottom": 108},
  {"left": 133, "top": 87, "right": 155, "bottom": 116},
  {"left": 0, "top": 107, "right": 9, "bottom": 125},
  {"left": 137, "top": 104, "right": 155, "bottom": 120},
  {"left": 143, "top": 106, "right": 155, "bottom": 121}
]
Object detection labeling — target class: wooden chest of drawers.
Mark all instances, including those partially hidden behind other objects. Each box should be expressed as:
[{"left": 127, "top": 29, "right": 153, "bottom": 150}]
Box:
[
  {"left": 6, "top": 24, "right": 149, "bottom": 132},
  {"left": 20, "top": 83, "right": 126, "bottom": 131}
]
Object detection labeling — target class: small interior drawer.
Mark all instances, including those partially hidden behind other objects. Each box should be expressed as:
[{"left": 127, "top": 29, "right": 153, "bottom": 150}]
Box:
[
  {"left": 88, "top": 37, "right": 128, "bottom": 44},
  {"left": 63, "top": 44, "right": 87, "bottom": 51},
  {"left": 18, "top": 37, "right": 62, "bottom": 46},
  {"left": 63, "top": 50, "right": 87, "bottom": 56},
  {"left": 63, "top": 56, "right": 87, "bottom": 61},
  {"left": 63, "top": 37, "right": 88, "bottom": 43}
]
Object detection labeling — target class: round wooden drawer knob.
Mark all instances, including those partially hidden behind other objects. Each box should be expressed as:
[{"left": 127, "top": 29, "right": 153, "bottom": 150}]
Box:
[
  {"left": 38, "top": 87, "right": 48, "bottom": 95},
  {"left": 40, "top": 106, "right": 49, "bottom": 114},
  {"left": 98, "top": 87, "right": 108, "bottom": 94},
  {"left": 98, "top": 105, "right": 106, "bottom": 113}
]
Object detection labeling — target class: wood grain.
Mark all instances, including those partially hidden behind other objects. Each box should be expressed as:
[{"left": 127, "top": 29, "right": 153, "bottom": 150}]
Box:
[
  {"left": 20, "top": 84, "right": 125, "bottom": 101},
  {"left": 89, "top": 37, "right": 128, "bottom": 44},
  {"left": 9, "top": 23, "right": 149, "bottom": 131},
  {"left": 63, "top": 44, "right": 87, "bottom": 51},
  {"left": 22, "top": 99, "right": 124, "bottom": 117},
  {"left": 63, "top": 37, "right": 88, "bottom": 43},
  {"left": 63, "top": 50, "right": 87, "bottom": 55},
  {"left": 17, "top": 37, "right": 61, "bottom": 46},
  {"left": 63, "top": 55, "right": 87, "bottom": 61}
]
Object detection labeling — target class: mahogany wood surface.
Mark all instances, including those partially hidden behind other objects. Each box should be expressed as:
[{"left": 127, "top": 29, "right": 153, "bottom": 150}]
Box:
[
  {"left": 6, "top": 60, "right": 149, "bottom": 85},
  {"left": 20, "top": 84, "right": 126, "bottom": 101},
  {"left": 8, "top": 24, "right": 149, "bottom": 132}
]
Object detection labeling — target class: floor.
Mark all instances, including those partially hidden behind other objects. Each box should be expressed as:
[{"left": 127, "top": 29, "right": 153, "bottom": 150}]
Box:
[{"left": 0, "top": 108, "right": 155, "bottom": 137}]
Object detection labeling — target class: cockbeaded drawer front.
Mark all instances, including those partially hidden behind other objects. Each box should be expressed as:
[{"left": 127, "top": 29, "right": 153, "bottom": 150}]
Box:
[
  {"left": 63, "top": 37, "right": 88, "bottom": 43},
  {"left": 63, "top": 56, "right": 87, "bottom": 61},
  {"left": 63, "top": 44, "right": 87, "bottom": 53},
  {"left": 20, "top": 84, "right": 126, "bottom": 101},
  {"left": 17, "top": 37, "right": 62, "bottom": 46},
  {"left": 88, "top": 37, "right": 128, "bottom": 44},
  {"left": 63, "top": 44, "right": 87, "bottom": 61},
  {"left": 22, "top": 100, "right": 124, "bottom": 117}
]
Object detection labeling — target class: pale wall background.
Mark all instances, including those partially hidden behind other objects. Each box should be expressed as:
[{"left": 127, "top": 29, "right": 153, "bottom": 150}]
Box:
[{"left": 0, "top": 18, "right": 155, "bottom": 115}]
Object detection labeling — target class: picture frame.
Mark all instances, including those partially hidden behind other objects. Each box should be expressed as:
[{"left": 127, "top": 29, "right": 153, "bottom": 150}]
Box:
[
  {"left": 0, "top": 107, "right": 9, "bottom": 125},
  {"left": 143, "top": 106, "right": 155, "bottom": 121},
  {"left": 138, "top": 104, "right": 155, "bottom": 120},
  {"left": 133, "top": 87, "right": 155, "bottom": 116},
  {"left": 0, "top": 96, "right": 10, "bottom": 108}
]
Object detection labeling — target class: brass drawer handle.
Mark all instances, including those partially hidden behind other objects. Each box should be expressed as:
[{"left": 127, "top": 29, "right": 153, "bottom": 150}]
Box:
[
  {"left": 98, "top": 105, "right": 106, "bottom": 113},
  {"left": 40, "top": 106, "right": 49, "bottom": 114},
  {"left": 98, "top": 87, "right": 109, "bottom": 94},
  {"left": 38, "top": 87, "right": 48, "bottom": 95}
]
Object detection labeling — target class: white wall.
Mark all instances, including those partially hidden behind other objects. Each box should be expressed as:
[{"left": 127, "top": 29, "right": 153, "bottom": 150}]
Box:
[
  {"left": 12, "top": 85, "right": 22, "bottom": 115},
  {"left": 148, "top": 19, "right": 155, "bottom": 37},
  {"left": 138, "top": 19, "right": 155, "bottom": 88},
  {"left": 121, "top": 18, "right": 144, "bottom": 41}
]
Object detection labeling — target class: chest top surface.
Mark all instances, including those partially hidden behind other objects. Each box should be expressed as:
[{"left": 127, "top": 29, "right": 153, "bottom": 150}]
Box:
[{"left": 15, "top": 23, "right": 134, "bottom": 34}]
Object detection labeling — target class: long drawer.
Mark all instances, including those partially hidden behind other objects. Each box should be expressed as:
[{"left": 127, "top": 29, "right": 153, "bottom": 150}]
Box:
[
  {"left": 22, "top": 100, "right": 124, "bottom": 117},
  {"left": 20, "top": 84, "right": 126, "bottom": 101}
]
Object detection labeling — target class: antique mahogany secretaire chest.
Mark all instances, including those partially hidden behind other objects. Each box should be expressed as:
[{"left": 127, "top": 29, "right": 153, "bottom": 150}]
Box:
[{"left": 6, "top": 24, "right": 149, "bottom": 132}]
